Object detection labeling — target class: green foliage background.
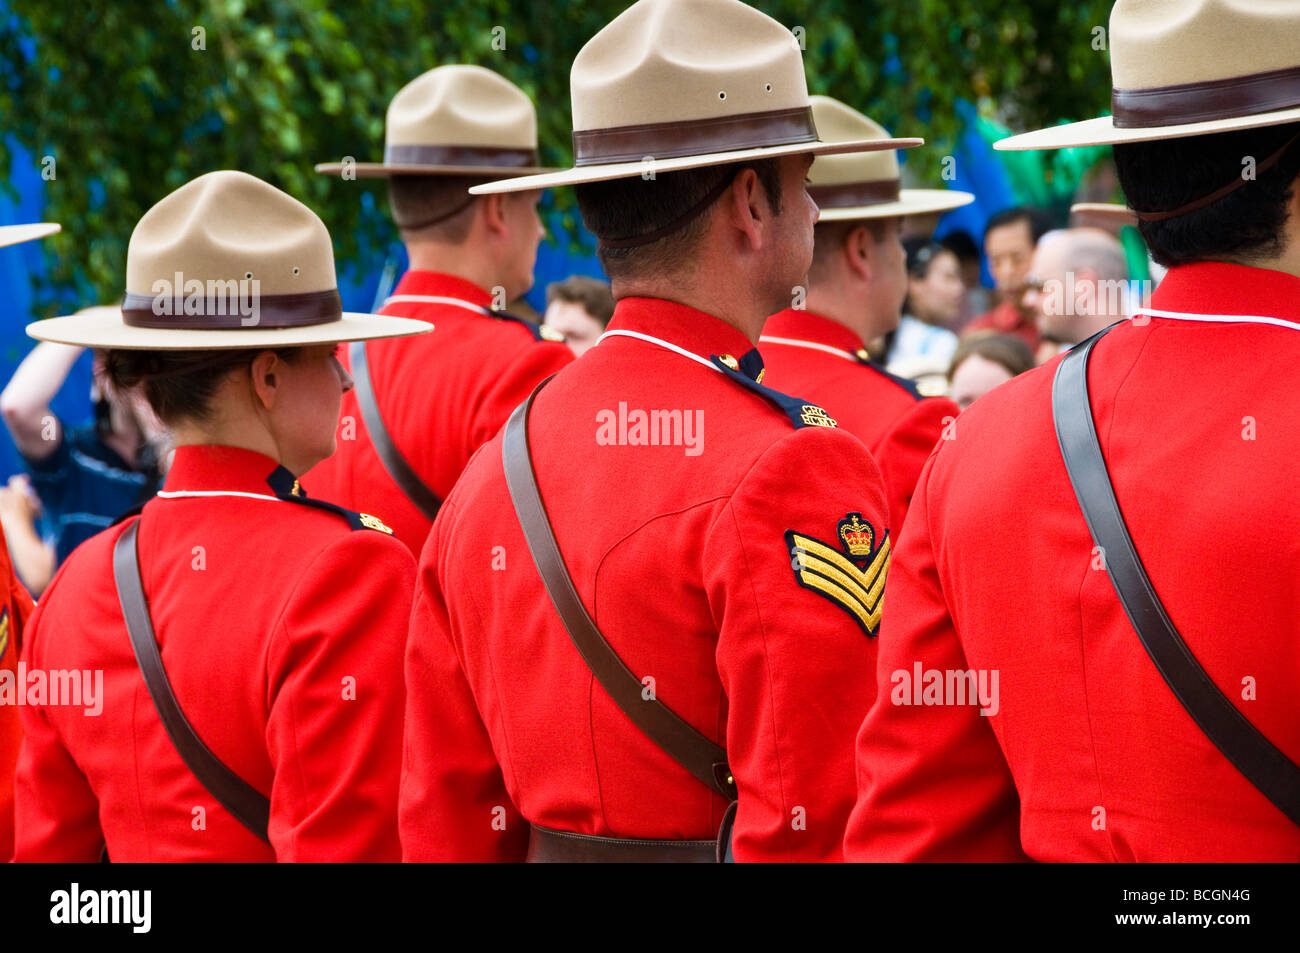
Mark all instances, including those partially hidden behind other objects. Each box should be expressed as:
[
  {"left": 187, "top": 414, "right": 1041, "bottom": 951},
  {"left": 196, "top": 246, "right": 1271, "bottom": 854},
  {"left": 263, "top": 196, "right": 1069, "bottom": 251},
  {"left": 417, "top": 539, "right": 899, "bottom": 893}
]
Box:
[{"left": 0, "top": 0, "right": 1114, "bottom": 313}]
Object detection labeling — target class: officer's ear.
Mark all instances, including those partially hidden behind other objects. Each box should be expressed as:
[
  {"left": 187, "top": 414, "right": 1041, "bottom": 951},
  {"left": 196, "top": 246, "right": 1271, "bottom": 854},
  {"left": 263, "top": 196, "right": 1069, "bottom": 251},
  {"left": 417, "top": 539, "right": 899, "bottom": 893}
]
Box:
[
  {"left": 725, "top": 167, "right": 765, "bottom": 252},
  {"left": 248, "top": 350, "right": 283, "bottom": 411},
  {"left": 480, "top": 192, "right": 510, "bottom": 237},
  {"left": 846, "top": 225, "right": 874, "bottom": 284}
]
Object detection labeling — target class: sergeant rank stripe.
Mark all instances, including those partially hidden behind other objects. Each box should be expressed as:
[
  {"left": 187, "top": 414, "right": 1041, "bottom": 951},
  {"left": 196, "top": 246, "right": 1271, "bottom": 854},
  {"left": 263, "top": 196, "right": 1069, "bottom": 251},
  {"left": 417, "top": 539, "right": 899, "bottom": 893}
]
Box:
[{"left": 785, "top": 514, "right": 891, "bottom": 636}]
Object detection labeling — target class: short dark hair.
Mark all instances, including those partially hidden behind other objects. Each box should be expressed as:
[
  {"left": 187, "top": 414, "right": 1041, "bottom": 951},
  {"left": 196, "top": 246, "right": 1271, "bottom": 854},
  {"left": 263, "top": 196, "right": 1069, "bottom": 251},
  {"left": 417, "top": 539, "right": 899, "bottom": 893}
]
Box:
[
  {"left": 809, "top": 218, "right": 888, "bottom": 282},
  {"left": 939, "top": 229, "right": 980, "bottom": 265},
  {"left": 103, "top": 347, "right": 306, "bottom": 426},
  {"left": 574, "top": 159, "right": 784, "bottom": 280},
  {"left": 1113, "top": 121, "right": 1300, "bottom": 268},
  {"left": 546, "top": 275, "right": 615, "bottom": 327},
  {"left": 984, "top": 206, "right": 1050, "bottom": 245},
  {"left": 387, "top": 174, "right": 486, "bottom": 242},
  {"left": 948, "top": 331, "right": 1035, "bottom": 381},
  {"left": 904, "top": 237, "right": 952, "bottom": 278}
]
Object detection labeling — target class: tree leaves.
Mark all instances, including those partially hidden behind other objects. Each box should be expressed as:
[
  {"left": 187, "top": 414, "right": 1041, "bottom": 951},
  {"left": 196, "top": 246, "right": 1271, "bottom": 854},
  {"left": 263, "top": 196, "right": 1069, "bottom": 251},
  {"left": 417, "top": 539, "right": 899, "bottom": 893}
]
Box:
[{"left": 0, "top": 0, "right": 1113, "bottom": 313}]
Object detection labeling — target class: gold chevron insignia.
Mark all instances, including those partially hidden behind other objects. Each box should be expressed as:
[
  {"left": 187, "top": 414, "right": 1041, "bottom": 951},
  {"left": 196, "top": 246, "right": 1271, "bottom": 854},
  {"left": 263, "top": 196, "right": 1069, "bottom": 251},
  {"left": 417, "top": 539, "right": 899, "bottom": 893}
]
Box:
[{"left": 784, "top": 518, "right": 891, "bottom": 636}]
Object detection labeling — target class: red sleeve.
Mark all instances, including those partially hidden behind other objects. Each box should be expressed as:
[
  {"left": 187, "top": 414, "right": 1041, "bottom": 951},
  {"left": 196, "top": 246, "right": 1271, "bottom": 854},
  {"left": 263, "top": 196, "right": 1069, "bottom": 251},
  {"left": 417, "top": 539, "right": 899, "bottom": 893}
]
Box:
[
  {"left": 705, "top": 426, "right": 891, "bottom": 862},
  {"left": 0, "top": 534, "right": 33, "bottom": 862},
  {"left": 265, "top": 531, "right": 415, "bottom": 861},
  {"left": 471, "top": 342, "right": 573, "bottom": 449},
  {"left": 875, "top": 397, "right": 957, "bottom": 533},
  {"left": 843, "top": 450, "right": 1028, "bottom": 861},
  {"left": 12, "top": 588, "right": 104, "bottom": 862},
  {"left": 399, "top": 500, "right": 528, "bottom": 861}
]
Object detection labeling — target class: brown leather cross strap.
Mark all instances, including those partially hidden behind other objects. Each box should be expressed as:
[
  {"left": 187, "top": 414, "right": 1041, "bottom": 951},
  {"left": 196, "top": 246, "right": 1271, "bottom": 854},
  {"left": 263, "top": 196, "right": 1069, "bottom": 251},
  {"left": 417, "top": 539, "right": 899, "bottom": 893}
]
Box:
[
  {"left": 808, "top": 178, "right": 901, "bottom": 208},
  {"left": 1112, "top": 64, "right": 1300, "bottom": 129},
  {"left": 349, "top": 341, "right": 443, "bottom": 521},
  {"left": 502, "top": 380, "right": 737, "bottom": 801},
  {"left": 121, "top": 288, "right": 341, "bottom": 329},
  {"left": 572, "top": 106, "right": 818, "bottom": 166},
  {"left": 112, "top": 519, "right": 272, "bottom": 843},
  {"left": 1053, "top": 327, "right": 1300, "bottom": 828}
]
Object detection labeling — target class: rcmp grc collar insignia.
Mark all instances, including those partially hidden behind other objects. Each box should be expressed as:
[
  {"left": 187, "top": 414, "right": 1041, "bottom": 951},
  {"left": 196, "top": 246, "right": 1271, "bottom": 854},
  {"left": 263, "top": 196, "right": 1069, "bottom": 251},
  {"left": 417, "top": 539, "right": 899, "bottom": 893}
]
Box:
[
  {"left": 711, "top": 352, "right": 835, "bottom": 429},
  {"left": 265, "top": 465, "right": 394, "bottom": 534},
  {"left": 785, "top": 512, "right": 891, "bottom": 636}
]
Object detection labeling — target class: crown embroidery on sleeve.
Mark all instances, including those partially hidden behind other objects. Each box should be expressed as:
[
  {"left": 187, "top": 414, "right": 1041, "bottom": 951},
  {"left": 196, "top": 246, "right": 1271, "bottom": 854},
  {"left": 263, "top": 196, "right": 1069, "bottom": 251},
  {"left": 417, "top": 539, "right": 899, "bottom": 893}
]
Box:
[{"left": 785, "top": 512, "right": 891, "bottom": 636}]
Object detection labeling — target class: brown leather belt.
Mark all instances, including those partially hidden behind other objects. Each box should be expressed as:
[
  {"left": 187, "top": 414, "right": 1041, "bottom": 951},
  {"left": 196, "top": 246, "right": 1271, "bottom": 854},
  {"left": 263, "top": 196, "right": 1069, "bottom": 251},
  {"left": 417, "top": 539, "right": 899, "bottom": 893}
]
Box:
[{"left": 526, "top": 825, "right": 718, "bottom": 863}]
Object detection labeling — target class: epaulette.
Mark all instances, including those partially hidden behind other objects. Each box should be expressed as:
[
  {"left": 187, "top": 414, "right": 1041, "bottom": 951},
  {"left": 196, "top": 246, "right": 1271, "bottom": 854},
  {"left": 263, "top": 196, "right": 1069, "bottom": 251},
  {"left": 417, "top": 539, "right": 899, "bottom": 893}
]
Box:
[
  {"left": 492, "top": 309, "right": 566, "bottom": 344},
  {"left": 265, "top": 466, "right": 394, "bottom": 535},
  {"left": 710, "top": 353, "right": 839, "bottom": 430}
]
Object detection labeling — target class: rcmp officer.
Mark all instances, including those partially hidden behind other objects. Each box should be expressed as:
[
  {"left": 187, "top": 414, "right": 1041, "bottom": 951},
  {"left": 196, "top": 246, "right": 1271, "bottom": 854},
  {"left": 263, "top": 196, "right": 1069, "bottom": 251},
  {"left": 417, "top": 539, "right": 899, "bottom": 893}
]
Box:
[
  {"left": 309, "top": 65, "right": 573, "bottom": 555},
  {"left": 846, "top": 0, "right": 1300, "bottom": 861},
  {"left": 400, "top": 0, "right": 918, "bottom": 862},
  {"left": 759, "top": 97, "right": 970, "bottom": 534},
  {"left": 0, "top": 222, "right": 60, "bottom": 861},
  {"left": 12, "top": 172, "right": 429, "bottom": 861}
]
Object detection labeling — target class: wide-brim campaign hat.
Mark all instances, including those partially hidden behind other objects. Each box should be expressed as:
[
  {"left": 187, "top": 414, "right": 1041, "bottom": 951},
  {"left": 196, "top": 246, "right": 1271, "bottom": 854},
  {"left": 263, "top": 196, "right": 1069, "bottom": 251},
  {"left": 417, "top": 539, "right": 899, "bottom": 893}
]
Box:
[
  {"left": 1070, "top": 202, "right": 1139, "bottom": 227},
  {"left": 0, "top": 223, "right": 60, "bottom": 248},
  {"left": 997, "top": 0, "right": 1300, "bottom": 151},
  {"left": 315, "top": 64, "right": 560, "bottom": 178},
  {"left": 28, "top": 171, "right": 430, "bottom": 350},
  {"left": 471, "top": 0, "right": 920, "bottom": 196},
  {"left": 808, "top": 97, "right": 973, "bottom": 221}
]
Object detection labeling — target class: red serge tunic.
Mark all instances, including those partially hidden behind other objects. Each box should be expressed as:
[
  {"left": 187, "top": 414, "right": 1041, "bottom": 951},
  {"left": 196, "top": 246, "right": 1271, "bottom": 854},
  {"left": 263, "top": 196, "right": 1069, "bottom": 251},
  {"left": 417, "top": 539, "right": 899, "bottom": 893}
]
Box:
[
  {"left": 760, "top": 309, "right": 959, "bottom": 535},
  {"left": 306, "top": 271, "right": 574, "bottom": 556},
  {"left": 401, "top": 297, "right": 893, "bottom": 862},
  {"left": 0, "top": 532, "right": 36, "bottom": 861},
  {"left": 845, "top": 262, "right": 1300, "bottom": 862},
  {"left": 13, "top": 445, "right": 414, "bottom": 861}
]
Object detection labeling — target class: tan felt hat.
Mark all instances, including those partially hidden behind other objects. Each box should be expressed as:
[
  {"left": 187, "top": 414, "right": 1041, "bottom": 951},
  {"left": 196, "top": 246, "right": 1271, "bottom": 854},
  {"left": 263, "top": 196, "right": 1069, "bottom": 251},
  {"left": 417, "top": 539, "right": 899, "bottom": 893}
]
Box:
[
  {"left": 808, "top": 96, "right": 973, "bottom": 221},
  {"left": 997, "top": 0, "right": 1300, "bottom": 151},
  {"left": 28, "top": 171, "right": 430, "bottom": 350},
  {"left": 0, "top": 223, "right": 60, "bottom": 248},
  {"left": 315, "top": 64, "right": 559, "bottom": 178},
  {"left": 1070, "top": 202, "right": 1139, "bottom": 227},
  {"left": 471, "top": 0, "right": 920, "bottom": 195}
]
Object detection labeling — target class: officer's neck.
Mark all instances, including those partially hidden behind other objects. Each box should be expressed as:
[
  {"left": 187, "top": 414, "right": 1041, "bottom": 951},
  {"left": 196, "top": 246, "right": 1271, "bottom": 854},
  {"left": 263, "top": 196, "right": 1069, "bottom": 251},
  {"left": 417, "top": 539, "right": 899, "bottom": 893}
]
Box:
[
  {"left": 404, "top": 241, "right": 500, "bottom": 298},
  {"left": 1221, "top": 197, "right": 1300, "bottom": 278},
  {"left": 804, "top": 284, "right": 887, "bottom": 344},
  {"left": 611, "top": 270, "right": 783, "bottom": 345}
]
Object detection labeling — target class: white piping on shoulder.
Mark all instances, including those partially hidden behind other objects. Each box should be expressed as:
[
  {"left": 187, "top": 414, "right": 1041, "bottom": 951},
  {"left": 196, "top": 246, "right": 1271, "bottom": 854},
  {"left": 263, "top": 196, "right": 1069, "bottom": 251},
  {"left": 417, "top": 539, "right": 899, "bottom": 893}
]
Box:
[
  {"left": 383, "top": 294, "right": 491, "bottom": 316},
  {"left": 156, "top": 490, "right": 285, "bottom": 503},
  {"left": 758, "top": 335, "right": 857, "bottom": 363},
  {"left": 1131, "top": 307, "right": 1300, "bottom": 333},
  {"left": 596, "top": 329, "right": 722, "bottom": 373}
]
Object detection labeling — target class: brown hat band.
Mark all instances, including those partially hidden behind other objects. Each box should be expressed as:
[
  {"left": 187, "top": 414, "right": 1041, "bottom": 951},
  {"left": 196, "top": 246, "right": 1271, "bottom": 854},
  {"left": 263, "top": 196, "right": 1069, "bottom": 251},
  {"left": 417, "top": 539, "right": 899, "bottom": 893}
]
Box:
[
  {"left": 808, "top": 178, "right": 901, "bottom": 209},
  {"left": 572, "top": 106, "right": 818, "bottom": 166},
  {"left": 122, "top": 288, "right": 343, "bottom": 329},
  {"left": 1112, "top": 64, "right": 1300, "bottom": 129},
  {"left": 383, "top": 144, "right": 540, "bottom": 168}
]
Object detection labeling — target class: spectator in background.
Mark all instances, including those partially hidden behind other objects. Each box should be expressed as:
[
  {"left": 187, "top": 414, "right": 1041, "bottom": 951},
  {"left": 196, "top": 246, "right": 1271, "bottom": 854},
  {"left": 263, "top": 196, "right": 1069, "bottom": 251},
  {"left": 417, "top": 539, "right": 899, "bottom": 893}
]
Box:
[
  {"left": 1024, "top": 228, "right": 1131, "bottom": 364},
  {"left": 0, "top": 338, "right": 165, "bottom": 569},
  {"left": 940, "top": 229, "right": 992, "bottom": 326},
  {"left": 543, "top": 275, "right": 615, "bottom": 357},
  {"left": 965, "top": 206, "right": 1050, "bottom": 351},
  {"left": 947, "top": 332, "right": 1035, "bottom": 410},
  {"left": 886, "top": 239, "right": 964, "bottom": 391},
  {"left": 0, "top": 476, "right": 54, "bottom": 597}
]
